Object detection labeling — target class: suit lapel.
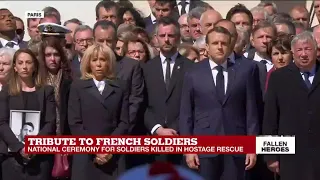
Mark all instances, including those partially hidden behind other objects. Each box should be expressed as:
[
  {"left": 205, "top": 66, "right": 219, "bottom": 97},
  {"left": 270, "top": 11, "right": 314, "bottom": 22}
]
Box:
[
  {"left": 83, "top": 79, "right": 104, "bottom": 105},
  {"left": 202, "top": 60, "right": 218, "bottom": 101},
  {"left": 154, "top": 56, "right": 167, "bottom": 95},
  {"left": 166, "top": 57, "right": 183, "bottom": 101},
  {"left": 288, "top": 63, "right": 309, "bottom": 93},
  {"left": 309, "top": 63, "right": 320, "bottom": 94},
  {"left": 223, "top": 61, "right": 236, "bottom": 105},
  {"left": 101, "top": 81, "right": 115, "bottom": 101}
]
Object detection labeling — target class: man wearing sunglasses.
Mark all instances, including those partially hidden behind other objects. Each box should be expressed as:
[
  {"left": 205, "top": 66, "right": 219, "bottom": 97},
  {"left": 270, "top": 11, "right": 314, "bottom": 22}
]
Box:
[{"left": 14, "top": 16, "right": 28, "bottom": 48}]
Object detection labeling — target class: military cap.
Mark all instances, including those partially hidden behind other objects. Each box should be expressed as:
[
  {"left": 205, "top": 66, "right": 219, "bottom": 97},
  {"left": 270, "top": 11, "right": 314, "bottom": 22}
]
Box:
[{"left": 38, "top": 22, "right": 71, "bottom": 37}]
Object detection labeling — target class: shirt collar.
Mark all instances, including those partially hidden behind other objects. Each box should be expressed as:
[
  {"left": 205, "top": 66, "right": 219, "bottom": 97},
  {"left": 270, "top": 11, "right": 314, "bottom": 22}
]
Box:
[
  {"left": 92, "top": 78, "right": 106, "bottom": 87},
  {"left": 209, "top": 58, "right": 228, "bottom": 70},
  {"left": 300, "top": 65, "right": 316, "bottom": 76},
  {"left": 160, "top": 52, "right": 179, "bottom": 64},
  {"left": 150, "top": 13, "right": 157, "bottom": 24},
  {"left": 254, "top": 52, "right": 272, "bottom": 65},
  {"left": 0, "top": 37, "right": 19, "bottom": 47}
]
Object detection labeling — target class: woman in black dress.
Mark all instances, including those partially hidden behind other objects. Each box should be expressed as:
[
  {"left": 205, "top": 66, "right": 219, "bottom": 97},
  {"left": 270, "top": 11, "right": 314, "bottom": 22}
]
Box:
[
  {"left": 68, "top": 43, "right": 129, "bottom": 180},
  {"left": 0, "top": 49, "right": 56, "bottom": 180}
]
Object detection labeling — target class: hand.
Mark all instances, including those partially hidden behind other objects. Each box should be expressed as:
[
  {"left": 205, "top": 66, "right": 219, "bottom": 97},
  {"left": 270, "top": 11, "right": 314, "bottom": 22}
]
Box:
[
  {"left": 267, "top": 160, "right": 279, "bottom": 174},
  {"left": 185, "top": 154, "right": 200, "bottom": 170},
  {"left": 245, "top": 154, "right": 257, "bottom": 170},
  {"left": 155, "top": 127, "right": 178, "bottom": 136},
  {"left": 20, "top": 147, "right": 30, "bottom": 159},
  {"left": 94, "top": 154, "right": 112, "bottom": 165}
]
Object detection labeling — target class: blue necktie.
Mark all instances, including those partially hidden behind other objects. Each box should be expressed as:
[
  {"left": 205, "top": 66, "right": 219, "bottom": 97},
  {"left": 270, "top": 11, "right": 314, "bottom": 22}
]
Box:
[{"left": 303, "top": 72, "right": 312, "bottom": 89}]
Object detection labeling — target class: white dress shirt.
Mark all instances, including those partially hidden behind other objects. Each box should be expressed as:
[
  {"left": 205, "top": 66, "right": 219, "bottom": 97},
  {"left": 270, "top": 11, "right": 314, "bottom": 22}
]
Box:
[
  {"left": 150, "top": 52, "right": 179, "bottom": 135},
  {"left": 93, "top": 78, "right": 106, "bottom": 94},
  {"left": 300, "top": 66, "right": 316, "bottom": 84},
  {"left": 209, "top": 59, "right": 229, "bottom": 94},
  {"left": 0, "top": 37, "right": 20, "bottom": 50},
  {"left": 150, "top": 13, "right": 157, "bottom": 24},
  {"left": 176, "top": 0, "right": 190, "bottom": 15},
  {"left": 160, "top": 52, "right": 179, "bottom": 81},
  {"left": 0, "top": 85, "right": 2, "bottom": 91},
  {"left": 243, "top": 52, "right": 273, "bottom": 72}
]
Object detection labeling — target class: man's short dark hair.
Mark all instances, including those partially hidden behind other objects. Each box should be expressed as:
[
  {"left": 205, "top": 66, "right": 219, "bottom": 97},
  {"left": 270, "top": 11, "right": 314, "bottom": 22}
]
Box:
[
  {"left": 274, "top": 19, "right": 296, "bottom": 35},
  {"left": 252, "top": 21, "right": 277, "bottom": 37},
  {"left": 155, "top": 0, "right": 175, "bottom": 8},
  {"left": 155, "top": 17, "right": 180, "bottom": 36},
  {"left": 226, "top": 4, "right": 253, "bottom": 26},
  {"left": 93, "top": 20, "right": 117, "bottom": 38},
  {"left": 206, "top": 26, "right": 232, "bottom": 44},
  {"left": 64, "top": 18, "right": 82, "bottom": 26},
  {"left": 14, "top": 16, "right": 23, "bottom": 23},
  {"left": 95, "top": 1, "right": 119, "bottom": 19},
  {"left": 214, "top": 19, "right": 238, "bottom": 38},
  {"left": 43, "top": 6, "right": 60, "bottom": 21}
]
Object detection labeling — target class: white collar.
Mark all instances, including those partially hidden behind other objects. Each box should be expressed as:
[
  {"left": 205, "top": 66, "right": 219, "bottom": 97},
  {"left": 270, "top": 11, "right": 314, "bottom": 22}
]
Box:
[
  {"left": 160, "top": 52, "right": 179, "bottom": 64},
  {"left": 92, "top": 78, "right": 106, "bottom": 86},
  {"left": 209, "top": 58, "right": 228, "bottom": 70},
  {"left": 300, "top": 65, "right": 316, "bottom": 75},
  {"left": 0, "top": 37, "right": 19, "bottom": 47},
  {"left": 254, "top": 52, "right": 272, "bottom": 65},
  {"left": 150, "top": 13, "right": 157, "bottom": 24}
]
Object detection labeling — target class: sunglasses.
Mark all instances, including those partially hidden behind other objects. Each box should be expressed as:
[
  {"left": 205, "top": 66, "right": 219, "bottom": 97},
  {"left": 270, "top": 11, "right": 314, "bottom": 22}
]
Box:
[{"left": 16, "top": 29, "right": 24, "bottom": 35}]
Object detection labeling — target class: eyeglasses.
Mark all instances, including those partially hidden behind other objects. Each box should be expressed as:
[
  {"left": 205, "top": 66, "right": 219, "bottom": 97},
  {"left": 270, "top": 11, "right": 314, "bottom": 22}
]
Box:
[
  {"left": 16, "top": 29, "right": 24, "bottom": 35},
  {"left": 75, "top": 38, "right": 93, "bottom": 45}
]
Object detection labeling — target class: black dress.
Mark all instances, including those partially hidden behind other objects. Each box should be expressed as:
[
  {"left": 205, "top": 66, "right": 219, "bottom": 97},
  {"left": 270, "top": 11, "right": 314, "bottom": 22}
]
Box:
[{"left": 2, "top": 91, "right": 52, "bottom": 180}]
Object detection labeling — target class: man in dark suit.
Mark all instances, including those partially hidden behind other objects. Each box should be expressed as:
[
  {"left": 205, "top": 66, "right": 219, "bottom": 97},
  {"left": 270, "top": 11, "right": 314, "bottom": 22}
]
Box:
[
  {"left": 263, "top": 31, "right": 320, "bottom": 180},
  {"left": 71, "top": 25, "right": 93, "bottom": 79},
  {"left": 143, "top": 17, "right": 193, "bottom": 164},
  {"left": 174, "top": 0, "right": 206, "bottom": 16},
  {"left": 145, "top": 0, "right": 178, "bottom": 35},
  {"left": 0, "top": 8, "right": 27, "bottom": 49},
  {"left": 179, "top": 27, "right": 259, "bottom": 180}
]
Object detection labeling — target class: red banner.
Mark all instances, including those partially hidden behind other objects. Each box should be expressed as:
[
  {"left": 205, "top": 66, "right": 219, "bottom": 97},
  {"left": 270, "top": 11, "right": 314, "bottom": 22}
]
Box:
[{"left": 24, "top": 136, "right": 256, "bottom": 154}]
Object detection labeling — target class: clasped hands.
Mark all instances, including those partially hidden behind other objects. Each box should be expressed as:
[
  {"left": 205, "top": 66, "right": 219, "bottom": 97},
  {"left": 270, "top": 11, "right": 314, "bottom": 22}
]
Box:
[{"left": 94, "top": 154, "right": 113, "bottom": 165}]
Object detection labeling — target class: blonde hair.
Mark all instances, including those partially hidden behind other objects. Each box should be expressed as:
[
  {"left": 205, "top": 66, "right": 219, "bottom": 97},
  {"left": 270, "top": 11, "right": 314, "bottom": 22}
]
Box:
[{"left": 80, "top": 43, "right": 116, "bottom": 80}]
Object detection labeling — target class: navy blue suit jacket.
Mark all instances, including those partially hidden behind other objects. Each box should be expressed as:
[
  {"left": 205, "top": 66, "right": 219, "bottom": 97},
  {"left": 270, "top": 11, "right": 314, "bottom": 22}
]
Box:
[{"left": 179, "top": 57, "right": 260, "bottom": 156}]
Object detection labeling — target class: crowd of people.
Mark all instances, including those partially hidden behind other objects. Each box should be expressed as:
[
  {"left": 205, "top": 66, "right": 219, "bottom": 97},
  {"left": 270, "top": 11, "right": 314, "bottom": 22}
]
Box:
[{"left": 0, "top": 0, "right": 319, "bottom": 180}]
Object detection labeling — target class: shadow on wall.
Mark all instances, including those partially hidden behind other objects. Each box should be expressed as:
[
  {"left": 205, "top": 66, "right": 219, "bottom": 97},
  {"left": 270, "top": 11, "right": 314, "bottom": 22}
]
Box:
[{"left": 261, "top": 0, "right": 306, "bottom": 14}]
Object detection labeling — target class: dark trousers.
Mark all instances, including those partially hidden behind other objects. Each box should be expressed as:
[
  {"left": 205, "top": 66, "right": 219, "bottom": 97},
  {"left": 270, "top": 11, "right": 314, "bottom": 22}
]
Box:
[
  {"left": 198, "top": 155, "right": 246, "bottom": 180},
  {"left": 248, "top": 155, "right": 275, "bottom": 180},
  {"left": 151, "top": 154, "right": 182, "bottom": 165},
  {"left": 2, "top": 154, "right": 52, "bottom": 180}
]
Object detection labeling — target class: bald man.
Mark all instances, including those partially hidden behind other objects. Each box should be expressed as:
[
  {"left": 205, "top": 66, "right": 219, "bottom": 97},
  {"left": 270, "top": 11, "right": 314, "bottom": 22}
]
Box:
[
  {"left": 289, "top": 5, "right": 309, "bottom": 29},
  {"left": 178, "top": 14, "right": 192, "bottom": 43},
  {"left": 199, "top": 10, "right": 222, "bottom": 35}
]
